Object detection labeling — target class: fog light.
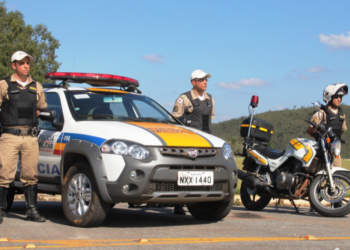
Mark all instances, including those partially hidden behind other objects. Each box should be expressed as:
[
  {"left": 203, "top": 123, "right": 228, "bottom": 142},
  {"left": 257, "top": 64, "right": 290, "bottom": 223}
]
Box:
[
  {"left": 232, "top": 171, "right": 236, "bottom": 179},
  {"left": 130, "top": 171, "right": 137, "bottom": 179},
  {"left": 122, "top": 184, "right": 129, "bottom": 193}
]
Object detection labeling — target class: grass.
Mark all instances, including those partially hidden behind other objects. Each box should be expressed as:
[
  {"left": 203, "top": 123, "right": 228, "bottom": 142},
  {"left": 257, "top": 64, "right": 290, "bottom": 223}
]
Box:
[{"left": 234, "top": 157, "right": 350, "bottom": 194}]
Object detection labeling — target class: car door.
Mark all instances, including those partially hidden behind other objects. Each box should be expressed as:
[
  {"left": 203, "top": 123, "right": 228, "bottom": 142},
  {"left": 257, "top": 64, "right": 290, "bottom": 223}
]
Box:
[{"left": 37, "top": 92, "right": 64, "bottom": 184}]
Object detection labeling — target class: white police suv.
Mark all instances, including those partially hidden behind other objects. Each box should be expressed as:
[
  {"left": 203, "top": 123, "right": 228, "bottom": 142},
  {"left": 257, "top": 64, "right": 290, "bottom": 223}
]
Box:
[{"left": 8, "top": 72, "right": 237, "bottom": 227}]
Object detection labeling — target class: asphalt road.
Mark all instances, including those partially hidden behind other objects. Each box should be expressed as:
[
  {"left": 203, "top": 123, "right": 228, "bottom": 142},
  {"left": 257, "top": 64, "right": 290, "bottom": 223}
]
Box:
[{"left": 0, "top": 201, "right": 349, "bottom": 250}]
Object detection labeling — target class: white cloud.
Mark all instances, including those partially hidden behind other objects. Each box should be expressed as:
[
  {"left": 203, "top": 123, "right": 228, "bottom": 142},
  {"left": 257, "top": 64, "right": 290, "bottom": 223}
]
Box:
[
  {"left": 141, "top": 54, "right": 164, "bottom": 63},
  {"left": 319, "top": 32, "right": 350, "bottom": 50},
  {"left": 220, "top": 116, "right": 231, "bottom": 121},
  {"left": 307, "top": 66, "right": 328, "bottom": 73},
  {"left": 217, "top": 78, "right": 269, "bottom": 90},
  {"left": 299, "top": 74, "right": 319, "bottom": 81},
  {"left": 276, "top": 106, "right": 284, "bottom": 110}
]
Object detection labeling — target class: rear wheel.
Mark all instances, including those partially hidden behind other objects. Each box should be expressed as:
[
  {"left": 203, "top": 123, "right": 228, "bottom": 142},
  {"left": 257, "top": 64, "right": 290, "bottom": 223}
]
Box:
[
  {"left": 62, "top": 162, "right": 111, "bottom": 227},
  {"left": 187, "top": 197, "right": 233, "bottom": 221},
  {"left": 240, "top": 170, "right": 272, "bottom": 211},
  {"left": 309, "top": 172, "right": 350, "bottom": 217}
]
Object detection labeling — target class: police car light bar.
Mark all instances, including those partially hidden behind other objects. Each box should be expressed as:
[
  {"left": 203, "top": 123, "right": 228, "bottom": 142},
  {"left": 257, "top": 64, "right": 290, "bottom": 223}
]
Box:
[{"left": 45, "top": 72, "right": 139, "bottom": 88}]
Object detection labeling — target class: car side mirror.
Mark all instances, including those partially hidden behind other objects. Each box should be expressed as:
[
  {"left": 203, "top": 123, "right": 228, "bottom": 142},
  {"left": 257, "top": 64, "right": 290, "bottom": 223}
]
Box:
[
  {"left": 39, "top": 109, "right": 56, "bottom": 122},
  {"left": 178, "top": 117, "right": 192, "bottom": 126}
]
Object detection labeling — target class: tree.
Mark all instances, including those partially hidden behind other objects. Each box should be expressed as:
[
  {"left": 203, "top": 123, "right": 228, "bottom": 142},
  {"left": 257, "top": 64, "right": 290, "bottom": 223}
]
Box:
[{"left": 0, "top": 1, "right": 61, "bottom": 83}]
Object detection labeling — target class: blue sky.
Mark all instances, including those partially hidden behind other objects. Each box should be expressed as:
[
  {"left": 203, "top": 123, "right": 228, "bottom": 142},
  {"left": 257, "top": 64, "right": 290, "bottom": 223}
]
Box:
[{"left": 5, "top": 0, "right": 350, "bottom": 122}]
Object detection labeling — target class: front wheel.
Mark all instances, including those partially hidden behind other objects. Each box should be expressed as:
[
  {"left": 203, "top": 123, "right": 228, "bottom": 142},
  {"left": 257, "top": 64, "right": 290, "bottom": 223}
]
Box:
[
  {"left": 309, "top": 172, "right": 350, "bottom": 217},
  {"left": 187, "top": 197, "right": 234, "bottom": 221},
  {"left": 240, "top": 181, "right": 272, "bottom": 211},
  {"left": 62, "top": 162, "right": 111, "bottom": 227}
]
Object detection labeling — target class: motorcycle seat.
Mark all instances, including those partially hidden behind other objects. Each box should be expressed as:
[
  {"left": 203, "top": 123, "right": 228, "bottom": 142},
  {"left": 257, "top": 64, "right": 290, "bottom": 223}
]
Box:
[{"left": 255, "top": 146, "right": 285, "bottom": 160}]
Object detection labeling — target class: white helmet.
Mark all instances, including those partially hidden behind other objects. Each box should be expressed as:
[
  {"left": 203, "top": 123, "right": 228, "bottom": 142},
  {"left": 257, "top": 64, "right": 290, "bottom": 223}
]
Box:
[{"left": 323, "top": 83, "right": 348, "bottom": 103}]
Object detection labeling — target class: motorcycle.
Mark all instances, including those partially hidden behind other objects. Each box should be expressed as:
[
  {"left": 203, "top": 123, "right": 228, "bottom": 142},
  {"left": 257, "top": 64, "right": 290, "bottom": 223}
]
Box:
[{"left": 237, "top": 96, "right": 350, "bottom": 217}]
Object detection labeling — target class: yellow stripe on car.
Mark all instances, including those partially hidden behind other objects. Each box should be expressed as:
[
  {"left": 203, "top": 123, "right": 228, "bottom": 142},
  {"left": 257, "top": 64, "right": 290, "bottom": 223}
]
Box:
[
  {"left": 87, "top": 88, "right": 128, "bottom": 94},
  {"left": 127, "top": 122, "right": 212, "bottom": 147}
]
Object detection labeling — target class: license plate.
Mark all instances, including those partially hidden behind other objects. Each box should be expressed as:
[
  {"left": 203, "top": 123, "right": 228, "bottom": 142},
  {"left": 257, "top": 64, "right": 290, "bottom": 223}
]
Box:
[{"left": 177, "top": 171, "right": 214, "bottom": 186}]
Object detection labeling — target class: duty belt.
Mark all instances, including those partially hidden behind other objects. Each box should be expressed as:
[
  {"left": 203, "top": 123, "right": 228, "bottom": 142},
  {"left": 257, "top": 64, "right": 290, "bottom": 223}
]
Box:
[{"left": 1, "top": 127, "right": 39, "bottom": 136}]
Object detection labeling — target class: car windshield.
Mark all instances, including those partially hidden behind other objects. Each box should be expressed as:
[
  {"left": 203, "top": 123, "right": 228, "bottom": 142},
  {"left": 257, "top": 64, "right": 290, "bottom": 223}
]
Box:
[{"left": 65, "top": 91, "right": 178, "bottom": 124}]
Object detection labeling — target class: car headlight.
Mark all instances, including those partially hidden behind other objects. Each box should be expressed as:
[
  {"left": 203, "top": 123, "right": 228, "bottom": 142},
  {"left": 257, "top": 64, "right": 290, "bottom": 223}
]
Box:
[
  {"left": 223, "top": 142, "right": 233, "bottom": 161},
  {"left": 331, "top": 140, "right": 341, "bottom": 157},
  {"left": 101, "top": 140, "right": 149, "bottom": 160}
]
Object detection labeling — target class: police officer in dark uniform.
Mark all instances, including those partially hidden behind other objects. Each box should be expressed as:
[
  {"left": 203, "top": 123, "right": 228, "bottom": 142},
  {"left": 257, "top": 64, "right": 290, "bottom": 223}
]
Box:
[
  {"left": 306, "top": 83, "right": 347, "bottom": 211},
  {"left": 307, "top": 83, "right": 347, "bottom": 167},
  {"left": 0, "top": 51, "right": 47, "bottom": 224},
  {"left": 171, "top": 69, "right": 215, "bottom": 215}
]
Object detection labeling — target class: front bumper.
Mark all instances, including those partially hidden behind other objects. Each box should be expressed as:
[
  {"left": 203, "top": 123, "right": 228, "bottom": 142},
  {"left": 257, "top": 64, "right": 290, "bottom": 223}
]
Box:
[{"left": 103, "top": 147, "right": 237, "bottom": 204}]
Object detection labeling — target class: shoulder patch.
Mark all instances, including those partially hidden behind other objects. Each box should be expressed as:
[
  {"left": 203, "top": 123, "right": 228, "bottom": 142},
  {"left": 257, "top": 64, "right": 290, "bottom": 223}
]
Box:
[
  {"left": 30, "top": 86, "right": 36, "bottom": 91},
  {"left": 177, "top": 98, "right": 183, "bottom": 104},
  {"left": 173, "top": 106, "right": 178, "bottom": 112}
]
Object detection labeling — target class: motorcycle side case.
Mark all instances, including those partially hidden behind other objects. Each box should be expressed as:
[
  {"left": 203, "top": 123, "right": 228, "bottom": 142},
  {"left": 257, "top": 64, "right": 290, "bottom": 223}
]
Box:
[{"left": 240, "top": 118, "right": 274, "bottom": 143}]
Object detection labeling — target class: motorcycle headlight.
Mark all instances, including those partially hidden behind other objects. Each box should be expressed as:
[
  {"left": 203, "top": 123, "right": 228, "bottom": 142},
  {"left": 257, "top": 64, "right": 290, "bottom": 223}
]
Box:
[
  {"left": 330, "top": 140, "right": 341, "bottom": 157},
  {"left": 223, "top": 142, "right": 233, "bottom": 161},
  {"left": 101, "top": 140, "right": 149, "bottom": 160}
]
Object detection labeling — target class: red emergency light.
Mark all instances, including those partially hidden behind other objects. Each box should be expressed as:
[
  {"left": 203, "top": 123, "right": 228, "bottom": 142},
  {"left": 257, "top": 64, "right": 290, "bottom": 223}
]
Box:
[
  {"left": 45, "top": 72, "right": 139, "bottom": 88},
  {"left": 250, "top": 95, "right": 259, "bottom": 108}
]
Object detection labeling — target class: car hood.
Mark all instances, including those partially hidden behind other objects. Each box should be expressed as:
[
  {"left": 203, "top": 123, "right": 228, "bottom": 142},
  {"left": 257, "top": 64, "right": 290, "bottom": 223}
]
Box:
[{"left": 77, "top": 121, "right": 225, "bottom": 148}]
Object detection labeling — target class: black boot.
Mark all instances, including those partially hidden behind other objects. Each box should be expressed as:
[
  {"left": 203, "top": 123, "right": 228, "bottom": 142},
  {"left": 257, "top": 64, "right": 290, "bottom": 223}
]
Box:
[
  {"left": 24, "top": 185, "right": 46, "bottom": 222},
  {"left": 0, "top": 187, "right": 8, "bottom": 224}
]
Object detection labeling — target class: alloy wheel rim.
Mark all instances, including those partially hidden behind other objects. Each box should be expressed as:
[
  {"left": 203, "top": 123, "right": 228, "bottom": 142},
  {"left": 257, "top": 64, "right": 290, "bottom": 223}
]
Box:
[{"left": 67, "top": 173, "right": 92, "bottom": 216}]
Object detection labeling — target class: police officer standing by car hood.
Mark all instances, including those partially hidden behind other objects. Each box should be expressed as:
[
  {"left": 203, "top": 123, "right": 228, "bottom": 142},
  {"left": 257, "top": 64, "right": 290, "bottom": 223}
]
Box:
[
  {"left": 0, "top": 51, "right": 47, "bottom": 224},
  {"left": 172, "top": 69, "right": 215, "bottom": 133},
  {"left": 171, "top": 69, "right": 215, "bottom": 215}
]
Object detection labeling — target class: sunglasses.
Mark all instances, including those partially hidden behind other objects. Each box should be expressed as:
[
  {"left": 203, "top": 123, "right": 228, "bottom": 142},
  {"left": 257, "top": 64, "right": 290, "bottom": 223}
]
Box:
[
  {"left": 15, "top": 61, "right": 30, "bottom": 66},
  {"left": 195, "top": 78, "right": 208, "bottom": 82},
  {"left": 333, "top": 95, "right": 343, "bottom": 99}
]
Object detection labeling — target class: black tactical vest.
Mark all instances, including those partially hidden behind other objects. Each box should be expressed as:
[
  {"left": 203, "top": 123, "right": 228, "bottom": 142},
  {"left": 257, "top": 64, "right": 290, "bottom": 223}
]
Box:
[
  {"left": 321, "top": 105, "right": 344, "bottom": 139},
  {"left": 1, "top": 77, "right": 38, "bottom": 127},
  {"left": 181, "top": 91, "right": 213, "bottom": 134}
]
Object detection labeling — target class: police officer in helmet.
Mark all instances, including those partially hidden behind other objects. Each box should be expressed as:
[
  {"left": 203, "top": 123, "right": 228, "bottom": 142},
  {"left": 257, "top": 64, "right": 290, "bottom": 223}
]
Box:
[
  {"left": 307, "top": 83, "right": 348, "bottom": 168},
  {"left": 171, "top": 69, "right": 215, "bottom": 215},
  {"left": 0, "top": 51, "right": 47, "bottom": 224}
]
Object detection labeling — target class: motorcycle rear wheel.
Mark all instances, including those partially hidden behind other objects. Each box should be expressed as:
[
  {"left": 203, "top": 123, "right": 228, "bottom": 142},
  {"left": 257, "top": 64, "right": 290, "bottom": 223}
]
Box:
[
  {"left": 240, "top": 181, "right": 272, "bottom": 211},
  {"left": 309, "top": 172, "right": 350, "bottom": 217}
]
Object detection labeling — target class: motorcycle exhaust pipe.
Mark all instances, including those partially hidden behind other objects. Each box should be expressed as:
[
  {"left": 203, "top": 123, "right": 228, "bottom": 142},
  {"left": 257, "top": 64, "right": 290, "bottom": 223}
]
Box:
[{"left": 238, "top": 169, "right": 271, "bottom": 195}]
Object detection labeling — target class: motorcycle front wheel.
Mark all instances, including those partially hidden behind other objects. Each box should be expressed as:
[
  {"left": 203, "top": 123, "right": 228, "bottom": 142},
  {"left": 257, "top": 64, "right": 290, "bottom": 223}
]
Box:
[
  {"left": 240, "top": 181, "right": 272, "bottom": 211},
  {"left": 309, "top": 172, "right": 350, "bottom": 217}
]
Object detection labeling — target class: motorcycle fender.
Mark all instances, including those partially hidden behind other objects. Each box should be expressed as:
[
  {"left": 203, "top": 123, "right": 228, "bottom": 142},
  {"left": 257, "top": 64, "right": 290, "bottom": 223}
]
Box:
[{"left": 315, "top": 167, "right": 350, "bottom": 176}]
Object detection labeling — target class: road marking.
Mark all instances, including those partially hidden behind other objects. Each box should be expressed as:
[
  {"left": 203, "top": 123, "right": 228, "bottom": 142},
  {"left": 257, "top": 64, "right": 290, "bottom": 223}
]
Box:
[{"left": 1, "top": 237, "right": 350, "bottom": 249}]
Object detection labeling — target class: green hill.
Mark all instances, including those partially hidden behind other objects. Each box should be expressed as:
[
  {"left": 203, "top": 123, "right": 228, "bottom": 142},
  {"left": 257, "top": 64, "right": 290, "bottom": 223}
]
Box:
[{"left": 212, "top": 105, "right": 350, "bottom": 159}]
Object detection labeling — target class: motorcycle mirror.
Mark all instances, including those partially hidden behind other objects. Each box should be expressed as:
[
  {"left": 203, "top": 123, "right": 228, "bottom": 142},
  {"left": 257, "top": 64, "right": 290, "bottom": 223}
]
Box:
[
  {"left": 250, "top": 95, "right": 259, "bottom": 108},
  {"left": 312, "top": 101, "right": 321, "bottom": 112}
]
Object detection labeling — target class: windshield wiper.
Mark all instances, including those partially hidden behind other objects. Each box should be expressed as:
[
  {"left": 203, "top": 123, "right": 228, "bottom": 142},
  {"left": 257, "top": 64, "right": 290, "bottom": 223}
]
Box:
[
  {"left": 138, "top": 117, "right": 177, "bottom": 124},
  {"left": 78, "top": 114, "right": 140, "bottom": 122}
]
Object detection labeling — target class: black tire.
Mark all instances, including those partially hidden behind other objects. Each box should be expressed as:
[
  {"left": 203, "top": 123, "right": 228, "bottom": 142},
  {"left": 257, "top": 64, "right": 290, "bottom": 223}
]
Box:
[
  {"left": 240, "top": 181, "right": 271, "bottom": 211},
  {"left": 5, "top": 188, "right": 15, "bottom": 211},
  {"left": 62, "top": 162, "right": 111, "bottom": 227},
  {"left": 187, "top": 197, "right": 234, "bottom": 221},
  {"left": 309, "top": 172, "right": 350, "bottom": 217}
]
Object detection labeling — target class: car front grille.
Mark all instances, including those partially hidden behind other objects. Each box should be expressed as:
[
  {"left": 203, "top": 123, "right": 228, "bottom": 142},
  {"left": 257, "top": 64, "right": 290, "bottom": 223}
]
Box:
[
  {"left": 158, "top": 147, "right": 217, "bottom": 158},
  {"left": 142, "top": 180, "right": 229, "bottom": 195}
]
